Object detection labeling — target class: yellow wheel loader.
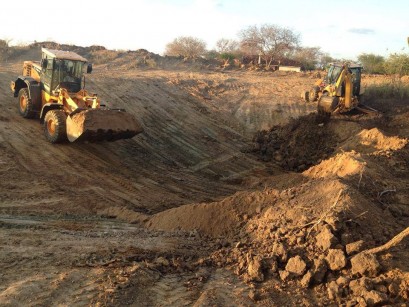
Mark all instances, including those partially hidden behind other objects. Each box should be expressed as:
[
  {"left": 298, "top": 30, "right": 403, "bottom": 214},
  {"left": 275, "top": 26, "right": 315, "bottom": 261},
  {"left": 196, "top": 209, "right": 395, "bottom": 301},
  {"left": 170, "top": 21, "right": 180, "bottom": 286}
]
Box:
[
  {"left": 303, "top": 63, "right": 377, "bottom": 115},
  {"left": 11, "top": 48, "right": 143, "bottom": 143}
]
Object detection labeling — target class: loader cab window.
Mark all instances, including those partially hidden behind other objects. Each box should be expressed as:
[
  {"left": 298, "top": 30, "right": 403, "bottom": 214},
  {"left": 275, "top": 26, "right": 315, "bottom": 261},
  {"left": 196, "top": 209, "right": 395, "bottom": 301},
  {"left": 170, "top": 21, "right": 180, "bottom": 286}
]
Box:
[
  {"left": 53, "top": 59, "right": 84, "bottom": 93},
  {"left": 326, "top": 65, "right": 342, "bottom": 84},
  {"left": 41, "top": 55, "right": 54, "bottom": 93}
]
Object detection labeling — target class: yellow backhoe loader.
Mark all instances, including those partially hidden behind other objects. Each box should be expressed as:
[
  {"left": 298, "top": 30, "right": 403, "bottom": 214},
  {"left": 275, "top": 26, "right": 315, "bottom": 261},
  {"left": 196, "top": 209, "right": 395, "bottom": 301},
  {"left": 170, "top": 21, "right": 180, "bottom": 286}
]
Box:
[
  {"left": 303, "top": 63, "right": 377, "bottom": 115},
  {"left": 11, "top": 48, "right": 143, "bottom": 143}
]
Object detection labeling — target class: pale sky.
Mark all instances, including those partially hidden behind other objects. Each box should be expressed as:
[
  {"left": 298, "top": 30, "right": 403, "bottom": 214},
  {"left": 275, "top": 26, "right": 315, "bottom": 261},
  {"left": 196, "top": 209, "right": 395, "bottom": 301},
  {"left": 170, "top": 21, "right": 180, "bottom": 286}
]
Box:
[{"left": 1, "top": 0, "right": 408, "bottom": 60}]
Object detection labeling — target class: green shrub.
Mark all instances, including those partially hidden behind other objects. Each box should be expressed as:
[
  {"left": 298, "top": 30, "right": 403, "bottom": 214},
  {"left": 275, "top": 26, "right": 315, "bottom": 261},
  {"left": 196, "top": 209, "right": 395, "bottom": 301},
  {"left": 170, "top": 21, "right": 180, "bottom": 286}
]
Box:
[
  {"left": 220, "top": 53, "right": 235, "bottom": 61},
  {"left": 358, "top": 53, "right": 385, "bottom": 74},
  {"left": 384, "top": 53, "right": 409, "bottom": 76}
]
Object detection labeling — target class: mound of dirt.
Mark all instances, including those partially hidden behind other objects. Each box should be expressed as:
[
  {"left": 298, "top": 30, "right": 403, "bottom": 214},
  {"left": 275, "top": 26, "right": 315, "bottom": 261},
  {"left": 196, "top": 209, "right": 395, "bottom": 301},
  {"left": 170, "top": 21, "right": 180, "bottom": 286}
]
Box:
[
  {"left": 340, "top": 128, "right": 407, "bottom": 154},
  {"left": 252, "top": 114, "right": 337, "bottom": 171},
  {"left": 206, "top": 176, "right": 408, "bottom": 304},
  {"left": 303, "top": 151, "right": 366, "bottom": 179},
  {"left": 147, "top": 189, "right": 277, "bottom": 237}
]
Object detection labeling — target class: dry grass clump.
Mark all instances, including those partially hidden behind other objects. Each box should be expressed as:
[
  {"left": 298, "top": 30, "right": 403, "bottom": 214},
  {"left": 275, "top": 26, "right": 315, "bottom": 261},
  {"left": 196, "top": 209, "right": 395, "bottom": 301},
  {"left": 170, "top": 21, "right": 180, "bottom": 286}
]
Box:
[
  {"left": 365, "top": 78, "right": 409, "bottom": 100},
  {"left": 90, "top": 50, "right": 120, "bottom": 64}
]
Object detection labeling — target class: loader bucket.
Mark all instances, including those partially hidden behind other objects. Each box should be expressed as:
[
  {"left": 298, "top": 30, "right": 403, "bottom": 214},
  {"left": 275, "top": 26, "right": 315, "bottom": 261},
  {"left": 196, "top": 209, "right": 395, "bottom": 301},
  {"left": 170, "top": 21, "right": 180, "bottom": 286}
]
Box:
[
  {"left": 317, "top": 96, "right": 339, "bottom": 114},
  {"left": 66, "top": 109, "right": 143, "bottom": 142}
]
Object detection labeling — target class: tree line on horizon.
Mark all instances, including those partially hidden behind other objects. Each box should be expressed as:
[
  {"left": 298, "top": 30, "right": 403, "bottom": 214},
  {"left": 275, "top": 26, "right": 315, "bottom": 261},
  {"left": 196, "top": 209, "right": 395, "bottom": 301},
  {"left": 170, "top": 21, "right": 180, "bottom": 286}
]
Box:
[
  {"left": 164, "top": 24, "right": 409, "bottom": 75},
  {"left": 165, "top": 24, "right": 328, "bottom": 71},
  {"left": 2, "top": 25, "right": 409, "bottom": 75}
]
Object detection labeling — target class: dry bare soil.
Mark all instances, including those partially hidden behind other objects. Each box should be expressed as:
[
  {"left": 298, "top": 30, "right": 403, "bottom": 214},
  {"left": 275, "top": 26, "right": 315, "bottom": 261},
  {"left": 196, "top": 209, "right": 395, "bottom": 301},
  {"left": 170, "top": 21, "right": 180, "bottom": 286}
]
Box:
[{"left": 0, "top": 57, "right": 408, "bottom": 306}]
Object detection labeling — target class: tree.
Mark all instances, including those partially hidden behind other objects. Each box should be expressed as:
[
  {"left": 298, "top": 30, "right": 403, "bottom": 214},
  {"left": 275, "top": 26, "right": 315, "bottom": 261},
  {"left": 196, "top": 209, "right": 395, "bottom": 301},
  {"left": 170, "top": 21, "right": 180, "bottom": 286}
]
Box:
[
  {"left": 215, "top": 38, "right": 239, "bottom": 54},
  {"left": 384, "top": 53, "right": 409, "bottom": 76},
  {"left": 0, "top": 38, "right": 12, "bottom": 61},
  {"left": 357, "top": 53, "right": 385, "bottom": 74},
  {"left": 291, "top": 47, "right": 322, "bottom": 70},
  {"left": 165, "top": 36, "right": 207, "bottom": 59},
  {"left": 319, "top": 53, "right": 336, "bottom": 69},
  {"left": 215, "top": 38, "right": 240, "bottom": 65},
  {"left": 238, "top": 24, "right": 300, "bottom": 68}
]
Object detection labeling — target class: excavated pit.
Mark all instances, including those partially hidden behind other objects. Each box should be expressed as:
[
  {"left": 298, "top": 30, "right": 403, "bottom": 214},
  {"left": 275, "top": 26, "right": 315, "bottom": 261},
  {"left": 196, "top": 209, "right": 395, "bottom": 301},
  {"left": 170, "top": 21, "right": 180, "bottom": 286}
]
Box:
[
  {"left": 252, "top": 113, "right": 338, "bottom": 172},
  {"left": 1, "top": 58, "right": 408, "bottom": 306}
]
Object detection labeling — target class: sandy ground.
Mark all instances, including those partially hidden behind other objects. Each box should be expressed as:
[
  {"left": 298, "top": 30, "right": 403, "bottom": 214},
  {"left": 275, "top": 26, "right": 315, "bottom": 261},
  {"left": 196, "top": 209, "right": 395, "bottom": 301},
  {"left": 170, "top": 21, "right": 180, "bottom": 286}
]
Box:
[{"left": 0, "top": 58, "right": 408, "bottom": 306}]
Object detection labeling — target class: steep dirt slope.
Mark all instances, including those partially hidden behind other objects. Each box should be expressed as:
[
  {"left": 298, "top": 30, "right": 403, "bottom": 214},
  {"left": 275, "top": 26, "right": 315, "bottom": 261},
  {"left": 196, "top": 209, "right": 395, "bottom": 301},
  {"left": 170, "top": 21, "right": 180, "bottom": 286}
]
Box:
[{"left": 0, "top": 66, "right": 258, "bottom": 218}]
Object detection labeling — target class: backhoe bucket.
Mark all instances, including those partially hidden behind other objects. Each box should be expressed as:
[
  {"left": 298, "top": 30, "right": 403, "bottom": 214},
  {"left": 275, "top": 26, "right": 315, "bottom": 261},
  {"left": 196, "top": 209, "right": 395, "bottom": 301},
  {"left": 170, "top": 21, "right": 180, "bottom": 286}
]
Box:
[{"left": 66, "top": 109, "right": 143, "bottom": 142}]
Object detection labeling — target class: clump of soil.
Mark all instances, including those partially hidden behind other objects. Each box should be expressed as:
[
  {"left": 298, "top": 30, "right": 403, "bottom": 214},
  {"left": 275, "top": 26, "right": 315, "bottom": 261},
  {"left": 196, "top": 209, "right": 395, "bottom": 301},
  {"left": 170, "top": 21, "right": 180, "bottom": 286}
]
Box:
[{"left": 252, "top": 114, "right": 337, "bottom": 171}]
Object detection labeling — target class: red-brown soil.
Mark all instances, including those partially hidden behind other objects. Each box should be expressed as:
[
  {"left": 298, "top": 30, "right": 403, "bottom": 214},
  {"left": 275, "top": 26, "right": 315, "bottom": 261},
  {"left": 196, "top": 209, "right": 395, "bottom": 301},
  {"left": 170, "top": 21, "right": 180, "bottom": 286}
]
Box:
[{"left": 0, "top": 51, "right": 408, "bottom": 306}]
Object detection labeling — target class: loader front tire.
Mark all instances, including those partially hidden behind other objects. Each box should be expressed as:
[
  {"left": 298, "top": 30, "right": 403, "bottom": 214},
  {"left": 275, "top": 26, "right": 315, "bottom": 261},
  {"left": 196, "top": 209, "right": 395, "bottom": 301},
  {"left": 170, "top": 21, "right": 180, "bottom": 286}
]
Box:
[
  {"left": 309, "top": 86, "right": 320, "bottom": 102},
  {"left": 44, "top": 110, "right": 67, "bottom": 143},
  {"left": 18, "top": 88, "right": 36, "bottom": 118}
]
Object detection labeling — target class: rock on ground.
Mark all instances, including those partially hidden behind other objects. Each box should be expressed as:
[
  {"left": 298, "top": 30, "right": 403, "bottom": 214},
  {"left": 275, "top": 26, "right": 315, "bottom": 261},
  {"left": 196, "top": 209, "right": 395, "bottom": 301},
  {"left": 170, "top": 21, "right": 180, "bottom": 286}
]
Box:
[
  {"left": 285, "top": 255, "right": 307, "bottom": 277},
  {"left": 349, "top": 277, "right": 373, "bottom": 296},
  {"left": 316, "top": 225, "right": 338, "bottom": 251},
  {"left": 326, "top": 249, "right": 347, "bottom": 271},
  {"left": 300, "top": 271, "right": 312, "bottom": 288},
  {"left": 346, "top": 240, "right": 365, "bottom": 255},
  {"left": 311, "top": 257, "right": 328, "bottom": 284},
  {"left": 351, "top": 253, "right": 381, "bottom": 277},
  {"left": 247, "top": 258, "right": 264, "bottom": 282},
  {"left": 327, "top": 280, "right": 341, "bottom": 300},
  {"left": 363, "top": 290, "right": 388, "bottom": 305}
]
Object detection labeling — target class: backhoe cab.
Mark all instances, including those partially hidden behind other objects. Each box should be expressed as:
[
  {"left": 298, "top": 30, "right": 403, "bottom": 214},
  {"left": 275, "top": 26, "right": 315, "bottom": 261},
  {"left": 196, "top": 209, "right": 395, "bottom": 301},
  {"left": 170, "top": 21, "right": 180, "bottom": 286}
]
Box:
[{"left": 11, "top": 48, "right": 143, "bottom": 143}]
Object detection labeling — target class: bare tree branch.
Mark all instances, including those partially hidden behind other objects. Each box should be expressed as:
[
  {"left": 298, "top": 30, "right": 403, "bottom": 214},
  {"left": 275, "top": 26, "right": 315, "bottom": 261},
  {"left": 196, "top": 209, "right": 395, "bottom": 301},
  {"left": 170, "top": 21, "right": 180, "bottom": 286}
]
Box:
[
  {"left": 165, "top": 36, "right": 207, "bottom": 59},
  {"left": 362, "top": 227, "right": 409, "bottom": 254},
  {"left": 239, "top": 24, "right": 299, "bottom": 68}
]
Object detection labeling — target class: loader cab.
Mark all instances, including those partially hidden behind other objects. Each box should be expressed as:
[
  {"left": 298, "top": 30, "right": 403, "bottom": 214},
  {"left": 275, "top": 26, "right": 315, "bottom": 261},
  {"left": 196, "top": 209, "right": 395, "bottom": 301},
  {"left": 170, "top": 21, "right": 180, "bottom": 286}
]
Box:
[
  {"left": 325, "top": 64, "right": 343, "bottom": 85},
  {"left": 40, "top": 48, "right": 87, "bottom": 95},
  {"left": 54, "top": 59, "right": 84, "bottom": 92}
]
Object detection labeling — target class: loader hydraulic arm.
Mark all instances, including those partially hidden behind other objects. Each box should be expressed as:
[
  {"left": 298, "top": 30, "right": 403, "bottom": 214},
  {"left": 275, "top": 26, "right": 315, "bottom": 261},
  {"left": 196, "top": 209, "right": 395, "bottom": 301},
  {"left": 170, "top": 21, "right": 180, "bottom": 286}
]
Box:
[
  {"left": 57, "top": 88, "right": 100, "bottom": 113},
  {"left": 333, "top": 66, "right": 353, "bottom": 109}
]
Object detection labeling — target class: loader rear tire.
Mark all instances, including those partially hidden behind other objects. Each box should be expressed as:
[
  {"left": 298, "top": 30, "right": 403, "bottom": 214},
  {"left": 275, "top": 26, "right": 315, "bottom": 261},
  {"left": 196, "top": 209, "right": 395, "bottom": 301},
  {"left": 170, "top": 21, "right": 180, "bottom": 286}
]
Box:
[
  {"left": 18, "top": 88, "right": 36, "bottom": 118},
  {"left": 44, "top": 110, "right": 68, "bottom": 143}
]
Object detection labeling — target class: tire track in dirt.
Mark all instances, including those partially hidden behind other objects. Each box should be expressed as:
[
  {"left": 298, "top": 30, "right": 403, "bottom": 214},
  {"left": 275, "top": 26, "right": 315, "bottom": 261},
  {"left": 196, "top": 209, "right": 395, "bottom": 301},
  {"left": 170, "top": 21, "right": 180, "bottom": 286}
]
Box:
[
  {"left": 84, "top": 73, "right": 264, "bottom": 200},
  {"left": 0, "top": 215, "right": 207, "bottom": 305},
  {"left": 108, "top": 267, "right": 254, "bottom": 306}
]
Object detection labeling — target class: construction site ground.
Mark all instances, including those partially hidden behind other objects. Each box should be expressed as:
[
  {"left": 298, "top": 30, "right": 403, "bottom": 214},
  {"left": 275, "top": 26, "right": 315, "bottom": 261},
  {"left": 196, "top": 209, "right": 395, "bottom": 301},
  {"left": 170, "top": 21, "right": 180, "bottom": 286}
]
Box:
[{"left": 0, "top": 59, "right": 408, "bottom": 306}]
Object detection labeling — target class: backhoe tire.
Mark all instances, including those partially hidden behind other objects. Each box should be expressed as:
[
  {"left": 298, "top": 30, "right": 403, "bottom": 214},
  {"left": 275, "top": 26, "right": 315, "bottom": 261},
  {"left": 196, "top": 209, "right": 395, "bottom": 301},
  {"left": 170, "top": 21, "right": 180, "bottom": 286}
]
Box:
[
  {"left": 43, "top": 110, "right": 68, "bottom": 143},
  {"left": 301, "top": 91, "right": 309, "bottom": 102},
  {"left": 18, "top": 88, "right": 36, "bottom": 118},
  {"left": 309, "top": 86, "right": 320, "bottom": 102}
]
